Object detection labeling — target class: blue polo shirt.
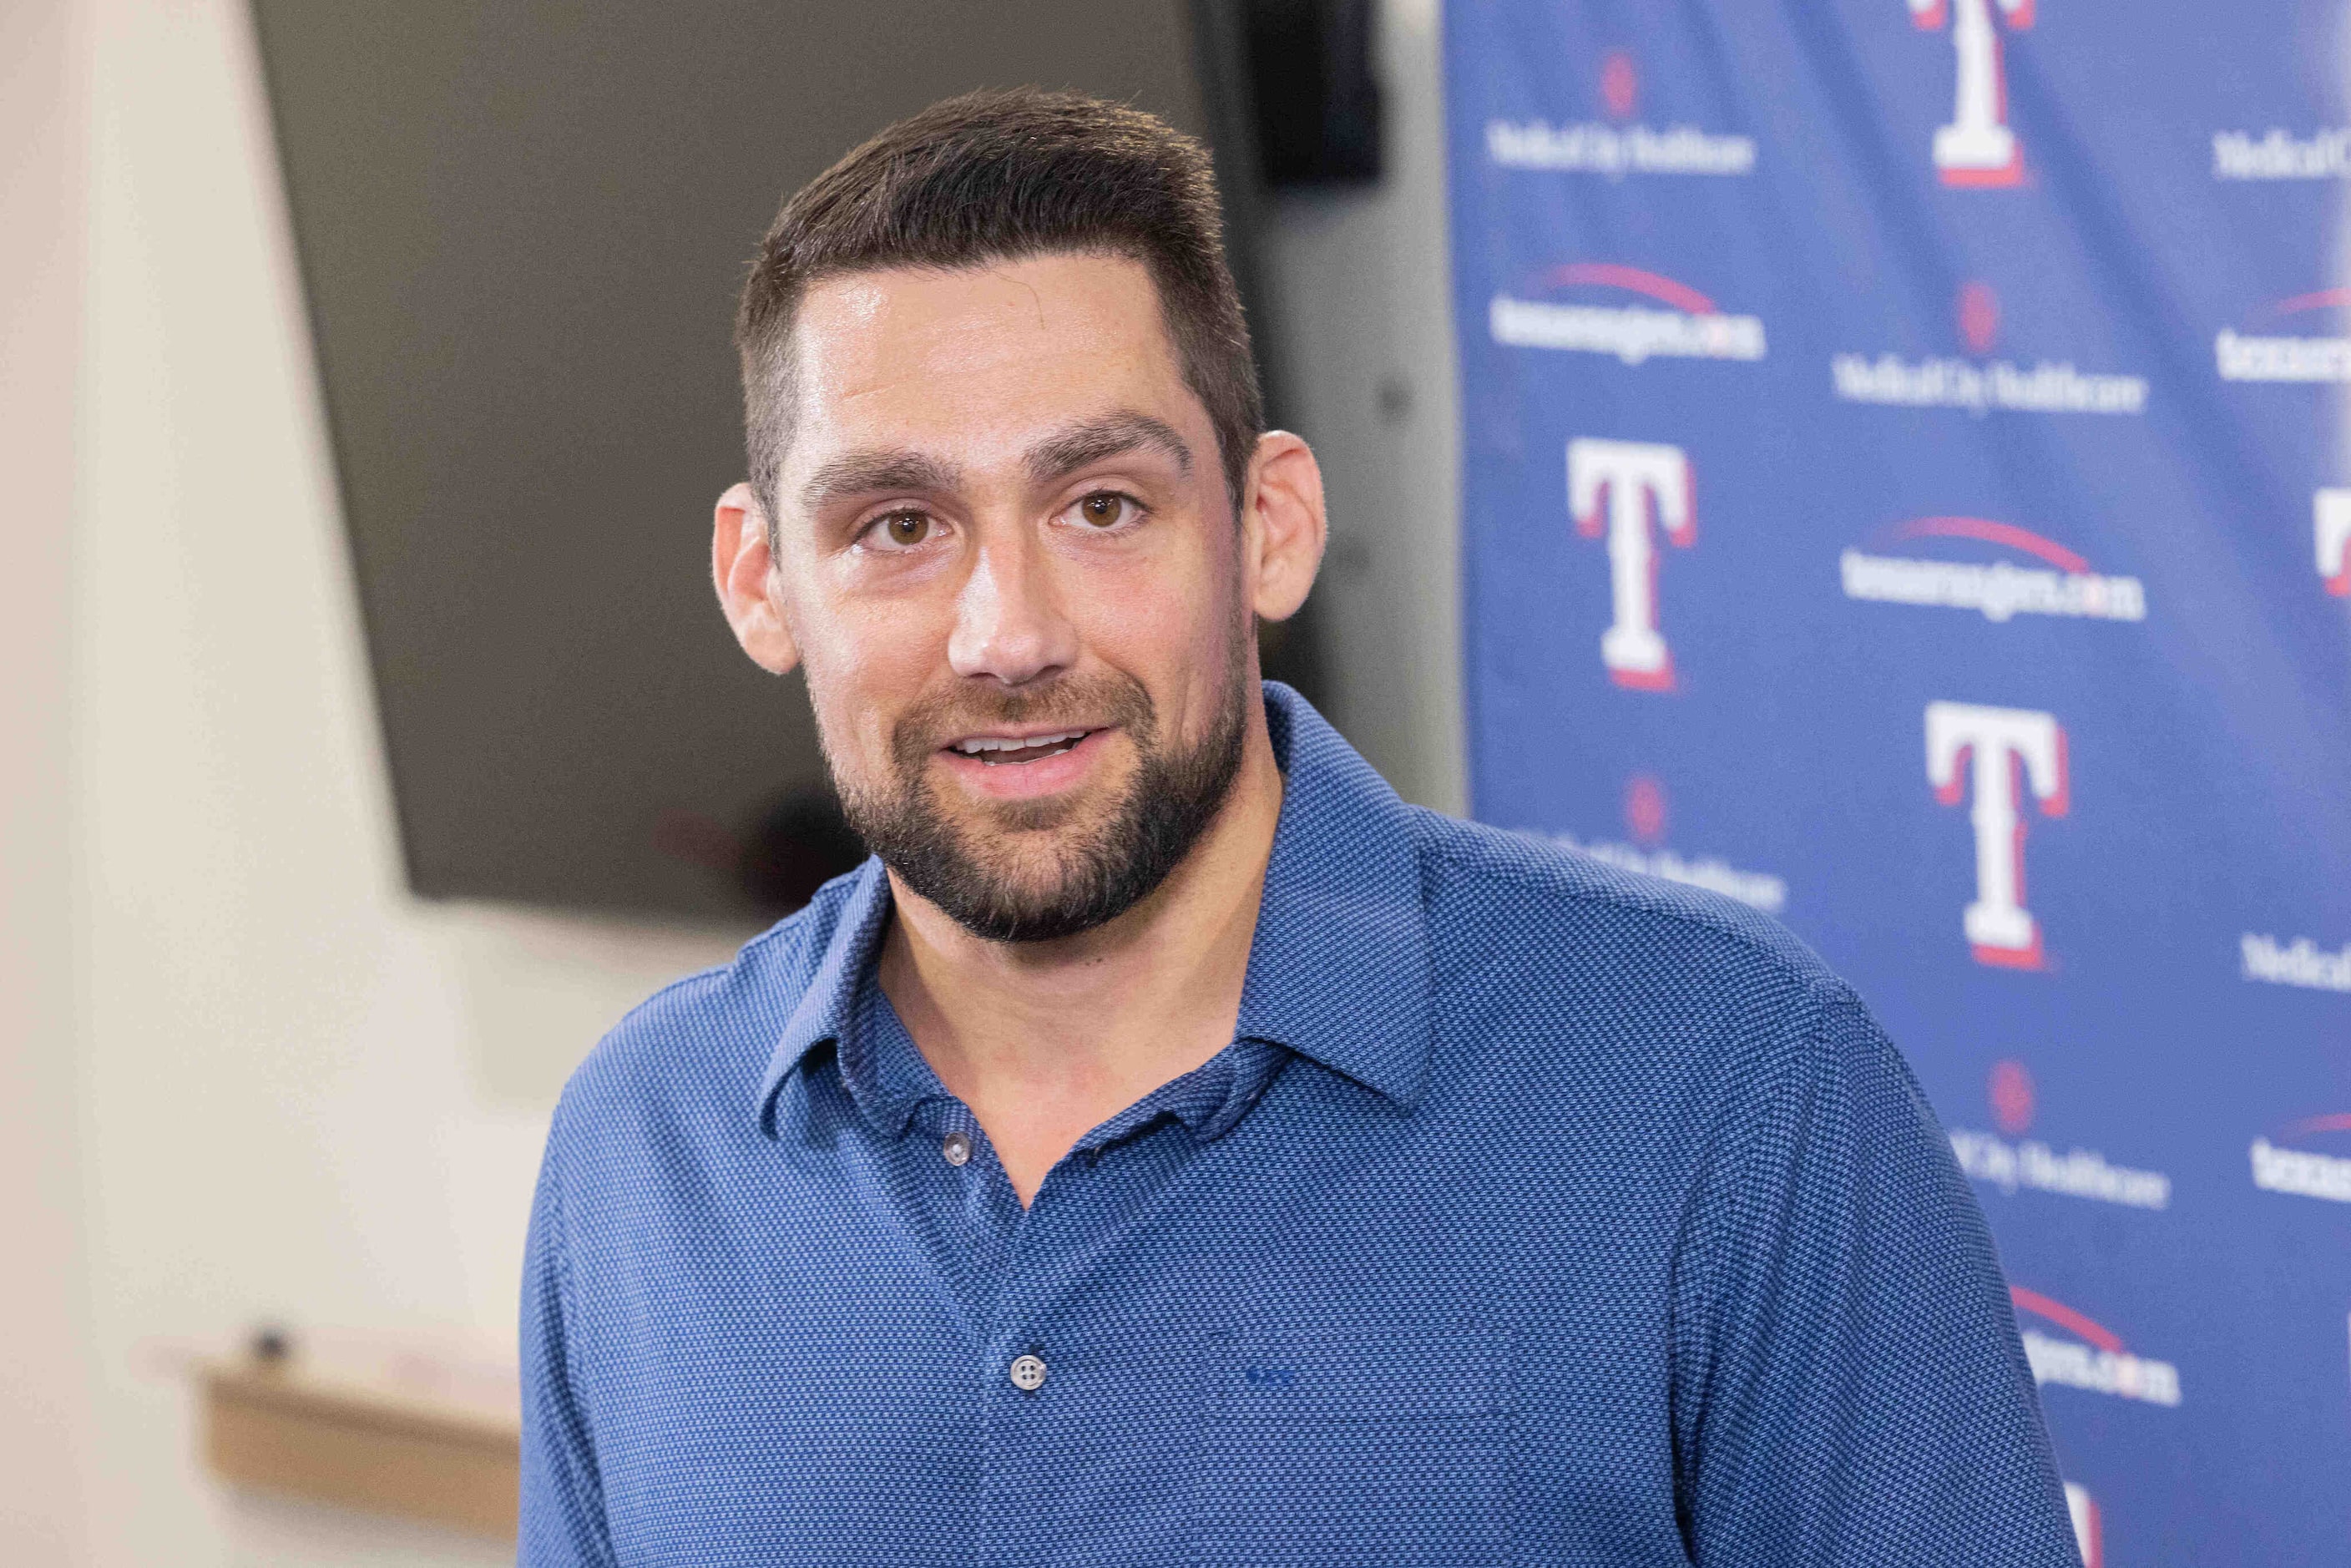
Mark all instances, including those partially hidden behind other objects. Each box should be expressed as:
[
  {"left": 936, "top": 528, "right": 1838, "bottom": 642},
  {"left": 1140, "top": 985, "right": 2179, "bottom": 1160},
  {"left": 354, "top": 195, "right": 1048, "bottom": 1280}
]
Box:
[{"left": 521, "top": 683, "right": 2077, "bottom": 1567}]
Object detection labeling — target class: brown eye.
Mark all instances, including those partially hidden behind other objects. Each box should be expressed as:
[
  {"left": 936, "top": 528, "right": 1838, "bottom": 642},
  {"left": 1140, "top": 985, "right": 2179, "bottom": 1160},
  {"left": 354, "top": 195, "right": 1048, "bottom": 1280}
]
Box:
[
  {"left": 882, "top": 513, "right": 932, "bottom": 547},
  {"left": 1078, "top": 493, "right": 1126, "bottom": 528}
]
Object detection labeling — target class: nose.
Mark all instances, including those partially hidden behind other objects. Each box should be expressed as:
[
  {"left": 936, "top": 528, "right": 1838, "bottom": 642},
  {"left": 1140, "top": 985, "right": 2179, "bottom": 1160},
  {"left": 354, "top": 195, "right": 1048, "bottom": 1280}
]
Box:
[{"left": 946, "top": 528, "right": 1078, "bottom": 688}]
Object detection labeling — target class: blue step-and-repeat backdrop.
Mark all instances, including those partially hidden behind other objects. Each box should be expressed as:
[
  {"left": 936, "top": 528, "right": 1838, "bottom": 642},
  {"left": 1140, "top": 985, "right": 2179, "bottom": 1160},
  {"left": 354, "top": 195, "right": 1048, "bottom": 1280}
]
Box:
[{"left": 1444, "top": 3, "right": 2351, "bottom": 1560}]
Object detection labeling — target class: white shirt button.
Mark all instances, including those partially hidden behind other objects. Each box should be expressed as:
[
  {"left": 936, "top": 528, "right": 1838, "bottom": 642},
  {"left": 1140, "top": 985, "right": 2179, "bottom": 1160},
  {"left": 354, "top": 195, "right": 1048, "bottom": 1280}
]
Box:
[
  {"left": 941, "top": 1132, "right": 972, "bottom": 1167},
  {"left": 1008, "top": 1353, "right": 1047, "bottom": 1393}
]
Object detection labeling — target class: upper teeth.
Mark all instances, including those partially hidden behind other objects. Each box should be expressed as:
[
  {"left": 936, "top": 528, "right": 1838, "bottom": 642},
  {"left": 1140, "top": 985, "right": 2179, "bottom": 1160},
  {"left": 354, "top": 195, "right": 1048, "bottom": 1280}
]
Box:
[{"left": 953, "top": 730, "right": 1087, "bottom": 755}]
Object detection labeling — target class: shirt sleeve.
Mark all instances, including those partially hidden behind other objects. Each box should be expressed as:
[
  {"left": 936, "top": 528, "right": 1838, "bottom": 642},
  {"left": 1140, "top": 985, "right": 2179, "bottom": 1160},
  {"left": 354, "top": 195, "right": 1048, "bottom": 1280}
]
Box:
[
  {"left": 1666, "top": 982, "right": 2081, "bottom": 1566},
  {"left": 518, "top": 1118, "right": 619, "bottom": 1568}
]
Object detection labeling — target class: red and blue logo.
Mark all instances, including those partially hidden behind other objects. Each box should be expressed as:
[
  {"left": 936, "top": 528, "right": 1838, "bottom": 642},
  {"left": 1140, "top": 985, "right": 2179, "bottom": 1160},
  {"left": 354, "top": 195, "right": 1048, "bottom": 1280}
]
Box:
[
  {"left": 1598, "top": 48, "right": 1638, "bottom": 121},
  {"left": 1483, "top": 49, "right": 1756, "bottom": 178},
  {"left": 1833, "top": 278, "right": 2148, "bottom": 415},
  {"left": 2216, "top": 286, "right": 2351, "bottom": 383},
  {"left": 2010, "top": 1284, "right": 2181, "bottom": 1406},
  {"left": 1533, "top": 261, "right": 1720, "bottom": 316},
  {"left": 1623, "top": 773, "right": 1669, "bottom": 846},
  {"left": 1843, "top": 514, "right": 2146, "bottom": 624},
  {"left": 1906, "top": 0, "right": 2037, "bottom": 188},
  {"left": 2316, "top": 488, "right": 2351, "bottom": 597},
  {"left": 1950, "top": 1059, "right": 2172, "bottom": 1207},
  {"left": 1925, "top": 701, "right": 2070, "bottom": 969},
  {"left": 2065, "top": 1482, "right": 2102, "bottom": 1568},
  {"left": 2249, "top": 1113, "right": 2351, "bottom": 1204},
  {"left": 1988, "top": 1057, "right": 2035, "bottom": 1133},
  {"left": 1489, "top": 262, "right": 1767, "bottom": 364}
]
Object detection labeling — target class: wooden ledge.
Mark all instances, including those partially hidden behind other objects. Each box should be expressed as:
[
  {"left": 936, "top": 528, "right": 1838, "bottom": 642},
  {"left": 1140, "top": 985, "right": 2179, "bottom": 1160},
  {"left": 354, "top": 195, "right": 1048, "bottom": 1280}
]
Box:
[{"left": 199, "top": 1343, "right": 521, "bottom": 1539}]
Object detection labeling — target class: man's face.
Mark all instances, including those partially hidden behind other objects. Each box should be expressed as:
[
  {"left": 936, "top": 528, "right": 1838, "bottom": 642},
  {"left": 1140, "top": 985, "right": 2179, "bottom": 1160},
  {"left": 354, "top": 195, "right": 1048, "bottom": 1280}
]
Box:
[{"left": 760, "top": 254, "right": 1256, "bottom": 940}]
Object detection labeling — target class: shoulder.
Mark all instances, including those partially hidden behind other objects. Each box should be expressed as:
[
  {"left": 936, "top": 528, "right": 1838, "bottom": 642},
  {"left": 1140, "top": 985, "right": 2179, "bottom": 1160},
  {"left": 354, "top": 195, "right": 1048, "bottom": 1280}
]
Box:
[
  {"left": 1403, "top": 808, "right": 1888, "bottom": 1111},
  {"left": 1408, "top": 807, "right": 1839, "bottom": 1001},
  {"left": 545, "top": 870, "right": 863, "bottom": 1162}
]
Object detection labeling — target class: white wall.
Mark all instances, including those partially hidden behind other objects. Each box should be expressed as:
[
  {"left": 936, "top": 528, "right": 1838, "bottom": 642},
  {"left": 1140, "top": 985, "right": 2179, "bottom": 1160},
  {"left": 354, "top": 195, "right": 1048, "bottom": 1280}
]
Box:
[
  {"left": 5, "top": 3, "right": 1467, "bottom": 1562},
  {"left": 55, "top": 3, "right": 746, "bottom": 1564},
  {"left": 1258, "top": 0, "right": 1467, "bottom": 815},
  {"left": 2, "top": 0, "right": 103, "bottom": 1560}
]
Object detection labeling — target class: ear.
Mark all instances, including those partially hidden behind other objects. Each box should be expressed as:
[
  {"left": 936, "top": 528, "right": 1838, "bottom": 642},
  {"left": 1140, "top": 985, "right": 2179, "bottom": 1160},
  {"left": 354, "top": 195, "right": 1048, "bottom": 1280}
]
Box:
[
  {"left": 712, "top": 482, "right": 802, "bottom": 675},
  {"left": 1240, "top": 431, "right": 1327, "bottom": 622}
]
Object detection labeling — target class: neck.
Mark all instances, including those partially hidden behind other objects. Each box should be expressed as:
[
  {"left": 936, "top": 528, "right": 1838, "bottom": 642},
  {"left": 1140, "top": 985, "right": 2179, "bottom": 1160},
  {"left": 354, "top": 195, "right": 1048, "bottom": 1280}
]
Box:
[{"left": 876, "top": 699, "right": 1284, "bottom": 1206}]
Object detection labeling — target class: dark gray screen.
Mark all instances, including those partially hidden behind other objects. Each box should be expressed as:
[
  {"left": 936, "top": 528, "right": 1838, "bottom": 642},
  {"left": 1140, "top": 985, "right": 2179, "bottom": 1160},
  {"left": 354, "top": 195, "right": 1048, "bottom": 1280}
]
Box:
[{"left": 250, "top": 2, "right": 1219, "bottom": 918}]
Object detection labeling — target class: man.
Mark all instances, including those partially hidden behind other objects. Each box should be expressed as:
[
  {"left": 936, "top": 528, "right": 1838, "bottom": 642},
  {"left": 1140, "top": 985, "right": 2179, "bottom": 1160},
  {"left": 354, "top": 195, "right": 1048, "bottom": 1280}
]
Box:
[{"left": 521, "top": 89, "right": 2078, "bottom": 1565}]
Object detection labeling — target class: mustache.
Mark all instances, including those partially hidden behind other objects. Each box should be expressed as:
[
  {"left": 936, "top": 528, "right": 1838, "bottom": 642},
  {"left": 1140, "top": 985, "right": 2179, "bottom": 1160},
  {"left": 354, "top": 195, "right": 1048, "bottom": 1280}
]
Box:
[{"left": 888, "top": 672, "right": 1158, "bottom": 775}]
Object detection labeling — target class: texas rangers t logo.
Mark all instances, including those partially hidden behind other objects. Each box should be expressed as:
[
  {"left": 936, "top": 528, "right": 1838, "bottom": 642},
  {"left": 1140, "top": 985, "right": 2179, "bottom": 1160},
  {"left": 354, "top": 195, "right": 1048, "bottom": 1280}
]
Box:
[
  {"left": 1909, "top": 0, "right": 2035, "bottom": 186},
  {"left": 2065, "top": 1482, "right": 2103, "bottom": 1568},
  {"left": 1569, "top": 438, "right": 1696, "bottom": 690},
  {"left": 2318, "top": 488, "right": 2351, "bottom": 595},
  {"left": 1926, "top": 701, "right": 2069, "bottom": 967}
]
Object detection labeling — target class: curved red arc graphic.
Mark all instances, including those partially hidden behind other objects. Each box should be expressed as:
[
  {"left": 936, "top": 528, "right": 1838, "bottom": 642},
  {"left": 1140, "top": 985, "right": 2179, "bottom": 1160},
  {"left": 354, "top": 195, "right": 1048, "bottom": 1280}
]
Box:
[
  {"left": 1880, "top": 516, "right": 2092, "bottom": 574},
  {"left": 2288, "top": 1112, "right": 2351, "bottom": 1136},
  {"left": 2268, "top": 286, "right": 2351, "bottom": 320},
  {"left": 1539, "top": 263, "right": 1718, "bottom": 315},
  {"left": 2010, "top": 1287, "right": 2125, "bottom": 1353}
]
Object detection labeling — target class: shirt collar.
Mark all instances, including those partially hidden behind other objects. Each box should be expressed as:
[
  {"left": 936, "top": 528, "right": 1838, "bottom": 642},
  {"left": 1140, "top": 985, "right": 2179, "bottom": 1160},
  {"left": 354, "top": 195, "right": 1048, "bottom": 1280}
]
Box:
[
  {"left": 1233, "top": 682, "right": 1432, "bottom": 1110},
  {"left": 756, "top": 856, "right": 894, "bottom": 1134},
  {"left": 836, "top": 961, "right": 948, "bottom": 1137},
  {"left": 753, "top": 681, "right": 1432, "bottom": 1130}
]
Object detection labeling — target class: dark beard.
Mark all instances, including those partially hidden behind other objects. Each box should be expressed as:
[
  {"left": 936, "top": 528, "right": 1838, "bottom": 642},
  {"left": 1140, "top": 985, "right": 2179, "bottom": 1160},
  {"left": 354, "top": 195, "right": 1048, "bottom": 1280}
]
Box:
[{"left": 828, "top": 658, "right": 1251, "bottom": 943}]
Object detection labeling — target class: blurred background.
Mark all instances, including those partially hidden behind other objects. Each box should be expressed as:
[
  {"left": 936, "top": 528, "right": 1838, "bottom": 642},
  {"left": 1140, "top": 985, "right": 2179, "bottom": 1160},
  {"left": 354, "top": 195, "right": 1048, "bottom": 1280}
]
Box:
[
  {"left": 3, "top": 1, "right": 1459, "bottom": 1562},
  {"left": 12, "top": 1, "right": 2351, "bottom": 1565}
]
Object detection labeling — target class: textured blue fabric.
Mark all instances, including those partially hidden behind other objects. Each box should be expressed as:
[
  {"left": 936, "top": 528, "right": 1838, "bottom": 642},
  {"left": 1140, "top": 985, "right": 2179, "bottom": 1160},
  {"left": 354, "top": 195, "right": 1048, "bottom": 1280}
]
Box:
[{"left": 520, "top": 683, "right": 2078, "bottom": 1566}]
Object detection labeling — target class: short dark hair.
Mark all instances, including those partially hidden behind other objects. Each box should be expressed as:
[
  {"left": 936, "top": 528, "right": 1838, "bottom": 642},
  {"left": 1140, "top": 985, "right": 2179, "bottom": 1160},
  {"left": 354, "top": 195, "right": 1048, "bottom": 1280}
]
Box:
[{"left": 735, "top": 89, "right": 1263, "bottom": 531}]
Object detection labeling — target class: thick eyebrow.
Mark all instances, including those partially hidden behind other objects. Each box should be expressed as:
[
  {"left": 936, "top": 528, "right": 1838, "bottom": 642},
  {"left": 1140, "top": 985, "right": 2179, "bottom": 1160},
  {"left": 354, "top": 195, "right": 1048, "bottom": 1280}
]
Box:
[
  {"left": 1023, "top": 412, "right": 1194, "bottom": 490},
  {"left": 797, "top": 448, "right": 963, "bottom": 513}
]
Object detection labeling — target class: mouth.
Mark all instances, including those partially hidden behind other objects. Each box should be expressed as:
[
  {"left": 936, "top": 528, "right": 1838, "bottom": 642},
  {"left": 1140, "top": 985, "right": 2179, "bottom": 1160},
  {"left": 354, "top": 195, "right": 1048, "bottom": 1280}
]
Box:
[{"left": 943, "top": 728, "right": 1101, "bottom": 766}]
